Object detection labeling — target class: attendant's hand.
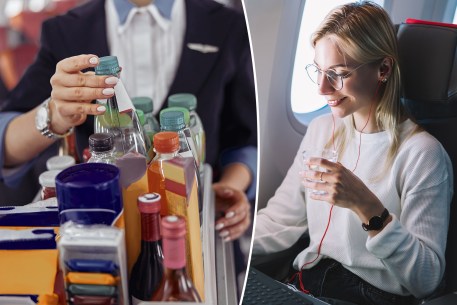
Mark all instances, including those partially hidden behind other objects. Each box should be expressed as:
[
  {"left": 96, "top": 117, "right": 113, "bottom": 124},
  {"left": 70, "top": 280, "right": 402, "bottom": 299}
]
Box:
[
  {"left": 301, "top": 158, "right": 386, "bottom": 225},
  {"left": 48, "top": 54, "right": 118, "bottom": 134},
  {"left": 213, "top": 183, "right": 251, "bottom": 242}
]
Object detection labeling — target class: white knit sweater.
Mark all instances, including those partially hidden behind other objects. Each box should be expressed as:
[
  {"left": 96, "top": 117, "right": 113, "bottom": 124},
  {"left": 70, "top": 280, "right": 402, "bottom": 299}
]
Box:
[{"left": 253, "top": 114, "right": 453, "bottom": 298}]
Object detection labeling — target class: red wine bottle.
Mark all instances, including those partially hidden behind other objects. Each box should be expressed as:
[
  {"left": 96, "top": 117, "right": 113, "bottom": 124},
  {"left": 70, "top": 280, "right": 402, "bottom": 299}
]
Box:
[
  {"left": 129, "top": 193, "right": 164, "bottom": 305},
  {"left": 152, "top": 215, "right": 201, "bottom": 302}
]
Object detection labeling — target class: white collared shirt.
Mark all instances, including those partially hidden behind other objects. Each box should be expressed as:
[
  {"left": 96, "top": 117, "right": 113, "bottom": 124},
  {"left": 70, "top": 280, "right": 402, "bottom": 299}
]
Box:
[{"left": 105, "top": 0, "right": 186, "bottom": 114}]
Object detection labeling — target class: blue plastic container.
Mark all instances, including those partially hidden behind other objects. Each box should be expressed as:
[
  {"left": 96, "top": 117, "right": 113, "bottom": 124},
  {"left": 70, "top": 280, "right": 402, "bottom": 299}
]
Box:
[{"left": 55, "top": 163, "right": 122, "bottom": 225}]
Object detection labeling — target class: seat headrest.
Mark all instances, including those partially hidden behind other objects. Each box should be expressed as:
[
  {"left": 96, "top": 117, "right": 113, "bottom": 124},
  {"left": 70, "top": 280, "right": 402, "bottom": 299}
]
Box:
[{"left": 397, "top": 20, "right": 457, "bottom": 120}]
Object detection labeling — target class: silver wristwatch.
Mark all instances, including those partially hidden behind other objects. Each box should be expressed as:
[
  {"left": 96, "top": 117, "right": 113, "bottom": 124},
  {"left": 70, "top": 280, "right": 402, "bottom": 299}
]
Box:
[{"left": 35, "top": 98, "right": 74, "bottom": 139}]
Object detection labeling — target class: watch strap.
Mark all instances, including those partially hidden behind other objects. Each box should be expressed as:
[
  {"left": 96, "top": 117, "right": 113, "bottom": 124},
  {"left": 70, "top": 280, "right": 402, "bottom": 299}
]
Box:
[
  {"left": 36, "top": 99, "right": 74, "bottom": 139},
  {"left": 362, "top": 208, "right": 389, "bottom": 231}
]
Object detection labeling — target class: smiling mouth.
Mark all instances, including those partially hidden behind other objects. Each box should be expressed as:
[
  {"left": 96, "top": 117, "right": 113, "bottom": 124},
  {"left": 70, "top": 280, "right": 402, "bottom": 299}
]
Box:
[{"left": 328, "top": 97, "right": 346, "bottom": 107}]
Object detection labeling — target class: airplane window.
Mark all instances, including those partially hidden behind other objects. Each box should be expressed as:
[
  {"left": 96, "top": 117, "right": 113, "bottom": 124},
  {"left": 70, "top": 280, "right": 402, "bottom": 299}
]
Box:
[
  {"left": 454, "top": 5, "right": 457, "bottom": 23},
  {"left": 291, "top": 0, "right": 384, "bottom": 125}
]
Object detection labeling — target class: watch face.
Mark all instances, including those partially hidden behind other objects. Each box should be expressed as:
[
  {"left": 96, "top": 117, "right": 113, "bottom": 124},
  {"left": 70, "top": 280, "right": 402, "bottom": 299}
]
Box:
[
  {"left": 36, "top": 105, "right": 48, "bottom": 130},
  {"left": 369, "top": 216, "right": 383, "bottom": 230}
]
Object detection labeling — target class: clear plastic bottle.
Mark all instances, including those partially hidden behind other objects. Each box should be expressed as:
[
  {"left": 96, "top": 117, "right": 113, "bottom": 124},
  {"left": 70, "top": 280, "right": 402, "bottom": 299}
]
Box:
[
  {"left": 132, "top": 97, "right": 160, "bottom": 146},
  {"left": 87, "top": 133, "right": 116, "bottom": 164},
  {"left": 136, "top": 109, "right": 153, "bottom": 160},
  {"left": 159, "top": 109, "right": 200, "bottom": 173},
  {"left": 93, "top": 56, "right": 148, "bottom": 160},
  {"left": 168, "top": 93, "right": 206, "bottom": 166}
]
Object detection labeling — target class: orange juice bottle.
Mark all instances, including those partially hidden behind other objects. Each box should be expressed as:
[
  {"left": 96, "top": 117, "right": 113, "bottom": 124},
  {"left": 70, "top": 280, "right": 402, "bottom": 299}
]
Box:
[{"left": 147, "top": 132, "right": 180, "bottom": 216}]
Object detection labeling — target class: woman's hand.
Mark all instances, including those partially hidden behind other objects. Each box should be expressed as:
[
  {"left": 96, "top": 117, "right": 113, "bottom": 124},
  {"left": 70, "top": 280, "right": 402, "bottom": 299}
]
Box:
[
  {"left": 301, "top": 157, "right": 386, "bottom": 224},
  {"left": 213, "top": 183, "right": 251, "bottom": 242},
  {"left": 48, "top": 54, "right": 118, "bottom": 134}
]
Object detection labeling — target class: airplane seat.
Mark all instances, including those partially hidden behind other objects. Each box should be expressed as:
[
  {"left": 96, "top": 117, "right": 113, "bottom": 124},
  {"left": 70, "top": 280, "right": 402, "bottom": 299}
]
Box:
[{"left": 397, "top": 19, "right": 457, "bottom": 302}]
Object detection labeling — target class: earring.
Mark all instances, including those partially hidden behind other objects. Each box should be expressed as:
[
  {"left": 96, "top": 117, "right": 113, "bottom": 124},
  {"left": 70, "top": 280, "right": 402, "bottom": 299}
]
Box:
[{"left": 382, "top": 78, "right": 388, "bottom": 83}]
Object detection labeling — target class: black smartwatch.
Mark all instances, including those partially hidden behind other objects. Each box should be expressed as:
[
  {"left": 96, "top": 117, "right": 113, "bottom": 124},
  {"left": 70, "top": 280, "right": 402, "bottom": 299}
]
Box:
[{"left": 362, "top": 208, "right": 390, "bottom": 231}]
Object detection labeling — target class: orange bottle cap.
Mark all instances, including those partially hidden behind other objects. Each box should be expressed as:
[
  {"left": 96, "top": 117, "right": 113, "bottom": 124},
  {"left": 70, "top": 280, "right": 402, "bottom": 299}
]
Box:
[{"left": 153, "top": 131, "right": 180, "bottom": 153}]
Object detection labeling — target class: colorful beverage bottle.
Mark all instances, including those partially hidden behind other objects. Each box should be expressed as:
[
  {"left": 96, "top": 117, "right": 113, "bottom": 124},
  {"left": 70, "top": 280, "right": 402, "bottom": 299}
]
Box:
[
  {"left": 160, "top": 109, "right": 203, "bottom": 210},
  {"left": 129, "top": 193, "right": 164, "bottom": 305},
  {"left": 147, "top": 132, "right": 180, "bottom": 216},
  {"left": 116, "top": 151, "right": 149, "bottom": 274},
  {"left": 152, "top": 215, "right": 201, "bottom": 302}
]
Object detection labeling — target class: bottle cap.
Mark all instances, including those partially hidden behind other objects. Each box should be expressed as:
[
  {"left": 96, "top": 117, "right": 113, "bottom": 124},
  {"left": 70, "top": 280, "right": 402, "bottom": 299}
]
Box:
[
  {"left": 89, "top": 133, "right": 114, "bottom": 153},
  {"left": 137, "top": 193, "right": 161, "bottom": 213},
  {"left": 95, "top": 56, "right": 121, "bottom": 76},
  {"left": 168, "top": 93, "right": 197, "bottom": 111},
  {"left": 153, "top": 131, "right": 180, "bottom": 153},
  {"left": 46, "top": 155, "right": 75, "bottom": 171},
  {"left": 132, "top": 97, "right": 154, "bottom": 114},
  {"left": 161, "top": 215, "right": 186, "bottom": 239},
  {"left": 136, "top": 109, "right": 145, "bottom": 126},
  {"left": 39, "top": 170, "right": 61, "bottom": 188},
  {"left": 159, "top": 110, "right": 186, "bottom": 131},
  {"left": 161, "top": 107, "right": 190, "bottom": 126}
]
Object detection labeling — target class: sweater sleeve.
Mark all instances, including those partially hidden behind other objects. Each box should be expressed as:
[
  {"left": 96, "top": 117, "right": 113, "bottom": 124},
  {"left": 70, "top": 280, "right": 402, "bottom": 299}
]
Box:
[
  {"left": 366, "top": 136, "right": 453, "bottom": 298},
  {"left": 253, "top": 134, "right": 311, "bottom": 255}
]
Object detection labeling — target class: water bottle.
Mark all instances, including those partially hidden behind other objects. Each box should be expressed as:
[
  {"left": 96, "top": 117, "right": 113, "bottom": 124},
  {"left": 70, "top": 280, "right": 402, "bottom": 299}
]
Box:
[
  {"left": 87, "top": 133, "right": 116, "bottom": 164},
  {"left": 93, "top": 56, "right": 148, "bottom": 160},
  {"left": 168, "top": 93, "right": 206, "bottom": 166},
  {"left": 132, "top": 97, "right": 160, "bottom": 146}
]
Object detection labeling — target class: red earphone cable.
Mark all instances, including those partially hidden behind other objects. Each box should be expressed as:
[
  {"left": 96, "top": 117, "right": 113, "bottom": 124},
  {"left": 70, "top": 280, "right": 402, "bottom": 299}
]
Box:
[{"left": 352, "top": 80, "right": 382, "bottom": 172}]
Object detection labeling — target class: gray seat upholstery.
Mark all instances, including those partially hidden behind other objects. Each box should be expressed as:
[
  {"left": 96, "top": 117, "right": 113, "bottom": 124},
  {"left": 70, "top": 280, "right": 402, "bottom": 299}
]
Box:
[{"left": 397, "top": 20, "right": 457, "bottom": 298}]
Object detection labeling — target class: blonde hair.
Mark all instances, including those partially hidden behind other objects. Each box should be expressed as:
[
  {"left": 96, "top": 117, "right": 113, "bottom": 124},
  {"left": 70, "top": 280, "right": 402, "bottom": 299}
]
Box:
[{"left": 311, "top": 1, "right": 415, "bottom": 171}]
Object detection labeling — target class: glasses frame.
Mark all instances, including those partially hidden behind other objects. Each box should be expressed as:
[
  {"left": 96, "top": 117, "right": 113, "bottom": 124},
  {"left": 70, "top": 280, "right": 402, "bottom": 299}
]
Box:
[{"left": 305, "top": 62, "right": 370, "bottom": 91}]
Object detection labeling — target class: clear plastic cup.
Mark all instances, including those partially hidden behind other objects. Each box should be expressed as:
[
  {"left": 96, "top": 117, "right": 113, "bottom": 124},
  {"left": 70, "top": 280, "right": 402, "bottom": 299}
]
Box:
[{"left": 302, "top": 149, "right": 338, "bottom": 195}]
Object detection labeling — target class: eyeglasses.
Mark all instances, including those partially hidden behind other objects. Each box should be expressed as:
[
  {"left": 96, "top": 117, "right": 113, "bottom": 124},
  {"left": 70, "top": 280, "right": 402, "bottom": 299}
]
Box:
[{"left": 305, "top": 62, "right": 369, "bottom": 91}]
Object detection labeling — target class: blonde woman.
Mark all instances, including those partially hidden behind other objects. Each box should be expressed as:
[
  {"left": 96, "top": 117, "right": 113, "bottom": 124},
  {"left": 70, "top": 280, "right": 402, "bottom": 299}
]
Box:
[{"left": 253, "top": 2, "right": 453, "bottom": 305}]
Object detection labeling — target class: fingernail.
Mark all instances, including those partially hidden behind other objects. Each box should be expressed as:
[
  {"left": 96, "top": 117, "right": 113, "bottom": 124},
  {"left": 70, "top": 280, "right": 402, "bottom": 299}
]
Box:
[
  {"left": 219, "top": 230, "right": 229, "bottom": 238},
  {"left": 102, "top": 88, "right": 115, "bottom": 95},
  {"left": 223, "top": 189, "right": 234, "bottom": 196},
  {"left": 97, "top": 106, "right": 106, "bottom": 112},
  {"left": 89, "top": 57, "right": 98, "bottom": 65},
  {"left": 215, "top": 223, "right": 224, "bottom": 230},
  {"left": 223, "top": 236, "right": 231, "bottom": 242},
  {"left": 225, "top": 211, "right": 235, "bottom": 219},
  {"left": 105, "top": 77, "right": 118, "bottom": 85}
]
